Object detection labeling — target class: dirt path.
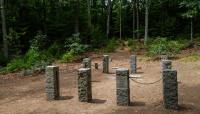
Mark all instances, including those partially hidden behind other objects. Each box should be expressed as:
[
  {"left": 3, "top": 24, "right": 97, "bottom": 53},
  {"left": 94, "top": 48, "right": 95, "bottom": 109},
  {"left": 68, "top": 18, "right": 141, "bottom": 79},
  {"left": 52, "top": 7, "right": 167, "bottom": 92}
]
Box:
[{"left": 0, "top": 49, "right": 200, "bottom": 114}]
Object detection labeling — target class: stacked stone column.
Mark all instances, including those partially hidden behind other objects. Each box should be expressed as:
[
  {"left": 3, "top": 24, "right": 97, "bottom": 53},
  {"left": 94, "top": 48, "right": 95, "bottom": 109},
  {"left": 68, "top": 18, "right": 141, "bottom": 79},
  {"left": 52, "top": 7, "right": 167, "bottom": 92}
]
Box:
[
  {"left": 162, "top": 70, "right": 178, "bottom": 110},
  {"left": 116, "top": 68, "right": 130, "bottom": 106},
  {"left": 103, "top": 55, "right": 109, "bottom": 73},
  {"left": 162, "top": 60, "right": 172, "bottom": 70},
  {"left": 78, "top": 68, "right": 92, "bottom": 102},
  {"left": 83, "top": 58, "right": 91, "bottom": 68},
  {"left": 130, "top": 55, "right": 137, "bottom": 74},
  {"left": 45, "top": 66, "right": 60, "bottom": 100}
]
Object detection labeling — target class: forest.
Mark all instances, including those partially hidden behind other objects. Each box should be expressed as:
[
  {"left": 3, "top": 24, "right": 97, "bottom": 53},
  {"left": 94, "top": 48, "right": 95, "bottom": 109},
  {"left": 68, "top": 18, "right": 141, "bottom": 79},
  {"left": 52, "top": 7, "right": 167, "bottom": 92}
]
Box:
[{"left": 0, "top": 0, "right": 200, "bottom": 72}]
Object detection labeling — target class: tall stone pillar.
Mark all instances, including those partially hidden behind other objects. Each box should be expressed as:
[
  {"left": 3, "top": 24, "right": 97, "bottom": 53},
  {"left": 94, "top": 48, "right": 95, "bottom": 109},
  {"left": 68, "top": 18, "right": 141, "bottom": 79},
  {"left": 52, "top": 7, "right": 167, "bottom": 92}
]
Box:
[
  {"left": 116, "top": 68, "right": 130, "bottom": 106},
  {"left": 130, "top": 55, "right": 137, "bottom": 74},
  {"left": 83, "top": 58, "right": 91, "bottom": 68},
  {"left": 103, "top": 55, "right": 109, "bottom": 73},
  {"left": 162, "top": 69, "right": 178, "bottom": 110},
  {"left": 45, "top": 66, "right": 60, "bottom": 100},
  {"left": 162, "top": 60, "right": 172, "bottom": 71},
  {"left": 78, "top": 68, "right": 92, "bottom": 102}
]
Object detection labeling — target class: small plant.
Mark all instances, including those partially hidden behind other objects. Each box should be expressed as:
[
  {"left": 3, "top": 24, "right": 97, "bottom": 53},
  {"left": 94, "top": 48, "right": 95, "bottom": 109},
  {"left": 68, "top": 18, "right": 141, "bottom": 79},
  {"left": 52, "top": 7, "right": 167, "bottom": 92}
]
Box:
[
  {"left": 104, "top": 39, "right": 118, "bottom": 53},
  {"left": 30, "top": 31, "right": 47, "bottom": 51},
  {"left": 61, "top": 50, "right": 75, "bottom": 62},
  {"left": 127, "top": 39, "right": 141, "bottom": 52},
  {"left": 146, "top": 37, "right": 185, "bottom": 57}
]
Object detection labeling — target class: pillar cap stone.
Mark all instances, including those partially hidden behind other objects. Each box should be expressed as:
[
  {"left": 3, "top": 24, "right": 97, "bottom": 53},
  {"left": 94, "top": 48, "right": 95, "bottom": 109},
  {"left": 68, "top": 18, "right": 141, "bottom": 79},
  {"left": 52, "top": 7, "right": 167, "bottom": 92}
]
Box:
[
  {"left": 78, "top": 68, "right": 91, "bottom": 71},
  {"left": 116, "top": 68, "right": 129, "bottom": 71}
]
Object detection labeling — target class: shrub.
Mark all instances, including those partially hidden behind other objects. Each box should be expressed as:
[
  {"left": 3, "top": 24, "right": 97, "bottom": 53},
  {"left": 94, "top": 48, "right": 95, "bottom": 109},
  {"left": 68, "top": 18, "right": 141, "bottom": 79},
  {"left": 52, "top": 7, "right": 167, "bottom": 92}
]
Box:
[
  {"left": 147, "top": 37, "right": 185, "bottom": 57},
  {"left": 30, "top": 31, "right": 47, "bottom": 51},
  {"left": 127, "top": 39, "right": 140, "bottom": 52},
  {"left": 61, "top": 50, "right": 75, "bottom": 62},
  {"left": 104, "top": 39, "right": 118, "bottom": 53},
  {"left": 6, "top": 58, "right": 25, "bottom": 72}
]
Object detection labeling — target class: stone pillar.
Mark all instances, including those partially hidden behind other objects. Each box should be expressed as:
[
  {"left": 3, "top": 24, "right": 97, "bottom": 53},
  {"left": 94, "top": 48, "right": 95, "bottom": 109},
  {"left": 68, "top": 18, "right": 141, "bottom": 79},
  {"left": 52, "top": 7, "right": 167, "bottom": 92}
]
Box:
[
  {"left": 103, "top": 55, "right": 109, "bottom": 73},
  {"left": 130, "top": 55, "right": 137, "bottom": 74},
  {"left": 95, "top": 63, "right": 98, "bottom": 70},
  {"left": 162, "top": 60, "right": 172, "bottom": 71},
  {"left": 116, "top": 68, "right": 130, "bottom": 106},
  {"left": 45, "top": 66, "right": 60, "bottom": 100},
  {"left": 83, "top": 58, "right": 91, "bottom": 68},
  {"left": 162, "top": 70, "right": 178, "bottom": 110},
  {"left": 78, "top": 68, "right": 92, "bottom": 102}
]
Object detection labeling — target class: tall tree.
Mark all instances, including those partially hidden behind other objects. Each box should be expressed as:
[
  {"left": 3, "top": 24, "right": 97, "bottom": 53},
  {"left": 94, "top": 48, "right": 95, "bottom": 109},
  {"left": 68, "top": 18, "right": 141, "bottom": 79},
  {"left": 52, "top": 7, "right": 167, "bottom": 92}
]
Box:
[
  {"left": 106, "top": 0, "right": 112, "bottom": 38},
  {"left": 132, "top": 0, "right": 136, "bottom": 39},
  {"left": 144, "top": 0, "right": 149, "bottom": 44},
  {"left": 180, "top": 0, "right": 200, "bottom": 42},
  {"left": 120, "top": 0, "right": 122, "bottom": 40},
  {"left": 87, "top": 0, "right": 92, "bottom": 30},
  {"left": 0, "top": 0, "right": 8, "bottom": 59},
  {"left": 74, "top": 0, "right": 79, "bottom": 34},
  {"left": 136, "top": 0, "right": 140, "bottom": 39}
]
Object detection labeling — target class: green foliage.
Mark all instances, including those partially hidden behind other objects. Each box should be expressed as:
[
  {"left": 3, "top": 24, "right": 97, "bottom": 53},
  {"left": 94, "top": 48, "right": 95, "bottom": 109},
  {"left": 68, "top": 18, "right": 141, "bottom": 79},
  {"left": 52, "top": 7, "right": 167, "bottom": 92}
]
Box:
[
  {"left": 127, "top": 39, "right": 140, "bottom": 52},
  {"left": 146, "top": 37, "right": 185, "bottom": 57},
  {"left": 30, "top": 31, "right": 47, "bottom": 51},
  {"left": 61, "top": 50, "right": 75, "bottom": 62},
  {"left": 104, "top": 39, "right": 118, "bottom": 53}
]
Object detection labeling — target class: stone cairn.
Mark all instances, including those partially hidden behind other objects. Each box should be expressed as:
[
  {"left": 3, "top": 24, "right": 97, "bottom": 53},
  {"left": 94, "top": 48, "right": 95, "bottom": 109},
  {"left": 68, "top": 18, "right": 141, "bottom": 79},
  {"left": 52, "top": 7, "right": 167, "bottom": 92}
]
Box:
[
  {"left": 162, "top": 60, "right": 172, "bottom": 71},
  {"left": 83, "top": 58, "right": 91, "bottom": 68},
  {"left": 130, "top": 55, "right": 137, "bottom": 74},
  {"left": 103, "top": 55, "right": 109, "bottom": 73},
  {"left": 78, "top": 68, "right": 92, "bottom": 102},
  {"left": 162, "top": 69, "right": 178, "bottom": 110},
  {"left": 116, "top": 68, "right": 130, "bottom": 106},
  {"left": 45, "top": 66, "right": 60, "bottom": 100}
]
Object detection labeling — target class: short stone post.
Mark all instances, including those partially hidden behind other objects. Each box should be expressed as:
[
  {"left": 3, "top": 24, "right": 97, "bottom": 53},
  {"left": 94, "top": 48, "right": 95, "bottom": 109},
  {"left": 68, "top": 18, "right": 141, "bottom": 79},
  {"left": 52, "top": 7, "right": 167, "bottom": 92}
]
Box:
[
  {"left": 78, "top": 68, "right": 92, "bottom": 102},
  {"left": 95, "top": 63, "right": 98, "bottom": 70},
  {"left": 162, "top": 70, "right": 178, "bottom": 110},
  {"left": 130, "top": 55, "right": 137, "bottom": 74},
  {"left": 83, "top": 58, "right": 91, "bottom": 68},
  {"left": 45, "top": 66, "right": 60, "bottom": 100},
  {"left": 103, "top": 55, "right": 109, "bottom": 73},
  {"left": 162, "top": 60, "right": 172, "bottom": 71},
  {"left": 116, "top": 68, "right": 130, "bottom": 106}
]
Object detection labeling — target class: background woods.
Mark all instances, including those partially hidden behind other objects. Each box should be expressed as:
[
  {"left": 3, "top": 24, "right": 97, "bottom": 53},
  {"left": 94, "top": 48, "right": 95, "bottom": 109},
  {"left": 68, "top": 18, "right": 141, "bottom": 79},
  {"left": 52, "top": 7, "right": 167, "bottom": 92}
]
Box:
[{"left": 0, "top": 0, "right": 200, "bottom": 72}]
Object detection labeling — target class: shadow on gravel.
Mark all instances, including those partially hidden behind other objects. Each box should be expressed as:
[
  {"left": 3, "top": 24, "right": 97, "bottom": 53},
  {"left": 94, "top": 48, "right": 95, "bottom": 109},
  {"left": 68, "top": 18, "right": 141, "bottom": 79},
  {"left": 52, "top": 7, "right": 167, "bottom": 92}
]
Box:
[
  {"left": 90, "top": 99, "right": 107, "bottom": 104},
  {"left": 59, "top": 96, "right": 74, "bottom": 100}
]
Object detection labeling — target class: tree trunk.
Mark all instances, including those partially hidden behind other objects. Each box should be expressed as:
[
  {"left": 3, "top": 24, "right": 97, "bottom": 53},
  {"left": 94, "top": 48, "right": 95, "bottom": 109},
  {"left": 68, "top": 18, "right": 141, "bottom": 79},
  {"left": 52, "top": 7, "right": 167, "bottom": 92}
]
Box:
[
  {"left": 144, "top": 0, "right": 149, "bottom": 45},
  {"left": 190, "top": 19, "right": 193, "bottom": 42},
  {"left": 74, "top": 0, "right": 79, "bottom": 34},
  {"left": 87, "top": 0, "right": 92, "bottom": 31},
  {"left": 0, "top": 0, "right": 8, "bottom": 59},
  {"left": 132, "top": 0, "right": 136, "bottom": 39},
  {"left": 106, "top": 0, "right": 111, "bottom": 39},
  {"left": 120, "top": 0, "right": 122, "bottom": 40},
  {"left": 136, "top": 0, "right": 139, "bottom": 39}
]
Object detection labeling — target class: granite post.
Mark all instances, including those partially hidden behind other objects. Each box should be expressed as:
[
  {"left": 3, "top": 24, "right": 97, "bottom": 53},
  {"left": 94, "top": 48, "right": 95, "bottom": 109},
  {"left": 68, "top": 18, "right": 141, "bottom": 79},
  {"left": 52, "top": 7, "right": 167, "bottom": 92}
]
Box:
[
  {"left": 162, "top": 60, "right": 172, "bottom": 71},
  {"left": 130, "top": 55, "right": 137, "bottom": 74},
  {"left": 162, "top": 70, "right": 178, "bottom": 110},
  {"left": 78, "top": 68, "right": 92, "bottom": 102},
  {"left": 103, "top": 55, "right": 109, "bottom": 73},
  {"left": 45, "top": 66, "right": 60, "bottom": 100},
  {"left": 83, "top": 58, "right": 91, "bottom": 68},
  {"left": 116, "top": 68, "right": 130, "bottom": 106}
]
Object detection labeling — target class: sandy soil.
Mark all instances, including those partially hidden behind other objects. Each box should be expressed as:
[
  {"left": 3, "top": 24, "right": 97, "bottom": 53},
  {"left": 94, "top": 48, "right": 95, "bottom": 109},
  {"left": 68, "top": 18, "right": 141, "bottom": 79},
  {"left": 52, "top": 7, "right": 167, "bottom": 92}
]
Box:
[{"left": 0, "top": 49, "right": 200, "bottom": 114}]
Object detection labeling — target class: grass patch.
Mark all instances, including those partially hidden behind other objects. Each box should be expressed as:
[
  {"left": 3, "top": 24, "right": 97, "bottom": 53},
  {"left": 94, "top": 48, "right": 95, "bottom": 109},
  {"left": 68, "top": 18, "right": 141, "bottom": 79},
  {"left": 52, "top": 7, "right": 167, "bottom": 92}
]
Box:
[{"left": 180, "top": 53, "right": 200, "bottom": 62}]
